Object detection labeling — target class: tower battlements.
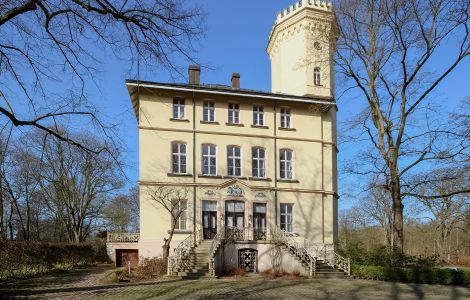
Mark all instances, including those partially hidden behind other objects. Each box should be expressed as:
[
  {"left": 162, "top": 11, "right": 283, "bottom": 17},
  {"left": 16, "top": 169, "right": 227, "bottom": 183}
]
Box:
[{"left": 276, "top": 0, "right": 333, "bottom": 24}]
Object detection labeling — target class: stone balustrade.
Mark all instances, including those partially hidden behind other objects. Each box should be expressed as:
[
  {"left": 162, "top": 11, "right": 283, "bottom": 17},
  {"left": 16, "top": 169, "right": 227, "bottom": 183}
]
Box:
[{"left": 107, "top": 232, "right": 140, "bottom": 243}]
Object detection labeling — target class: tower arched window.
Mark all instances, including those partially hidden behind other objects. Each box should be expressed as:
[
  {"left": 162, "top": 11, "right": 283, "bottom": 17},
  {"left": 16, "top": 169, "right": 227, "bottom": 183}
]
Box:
[{"left": 314, "top": 68, "right": 321, "bottom": 86}]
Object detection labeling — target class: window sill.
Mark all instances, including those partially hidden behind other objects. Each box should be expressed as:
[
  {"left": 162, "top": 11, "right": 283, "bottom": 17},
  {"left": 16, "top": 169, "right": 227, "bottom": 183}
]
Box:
[
  {"left": 277, "top": 179, "right": 300, "bottom": 183},
  {"left": 198, "top": 174, "right": 223, "bottom": 178},
  {"left": 223, "top": 176, "right": 249, "bottom": 180},
  {"left": 226, "top": 122, "right": 244, "bottom": 127},
  {"left": 167, "top": 173, "right": 193, "bottom": 177},
  {"left": 249, "top": 177, "right": 272, "bottom": 182},
  {"left": 170, "top": 118, "right": 190, "bottom": 122},
  {"left": 200, "top": 120, "right": 219, "bottom": 125},
  {"left": 168, "top": 230, "right": 192, "bottom": 234},
  {"left": 278, "top": 127, "right": 296, "bottom": 131},
  {"left": 251, "top": 125, "right": 269, "bottom": 129}
]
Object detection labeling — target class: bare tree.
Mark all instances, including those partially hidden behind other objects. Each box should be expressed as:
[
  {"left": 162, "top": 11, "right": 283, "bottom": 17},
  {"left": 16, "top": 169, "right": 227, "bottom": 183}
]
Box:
[
  {"left": 362, "top": 183, "right": 393, "bottom": 247},
  {"left": 335, "top": 0, "right": 470, "bottom": 251},
  {"left": 0, "top": 0, "right": 203, "bottom": 153},
  {"left": 104, "top": 186, "right": 139, "bottom": 233},
  {"left": 38, "top": 131, "right": 123, "bottom": 242},
  {"left": 412, "top": 168, "right": 470, "bottom": 260},
  {"left": 145, "top": 185, "right": 190, "bottom": 262}
]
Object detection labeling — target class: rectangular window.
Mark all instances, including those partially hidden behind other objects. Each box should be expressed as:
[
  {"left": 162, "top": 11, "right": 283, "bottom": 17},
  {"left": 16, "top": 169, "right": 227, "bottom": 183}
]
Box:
[
  {"left": 228, "top": 103, "right": 240, "bottom": 124},
  {"left": 203, "top": 101, "right": 215, "bottom": 122},
  {"left": 280, "top": 149, "right": 293, "bottom": 179},
  {"left": 253, "top": 105, "right": 264, "bottom": 126},
  {"left": 202, "top": 144, "right": 217, "bottom": 175},
  {"left": 172, "top": 199, "right": 188, "bottom": 230},
  {"left": 252, "top": 147, "right": 266, "bottom": 178},
  {"left": 280, "top": 108, "right": 291, "bottom": 128},
  {"left": 227, "top": 146, "right": 242, "bottom": 177},
  {"left": 173, "top": 98, "right": 185, "bottom": 119},
  {"left": 171, "top": 143, "right": 187, "bottom": 174},
  {"left": 280, "top": 203, "right": 293, "bottom": 232}
]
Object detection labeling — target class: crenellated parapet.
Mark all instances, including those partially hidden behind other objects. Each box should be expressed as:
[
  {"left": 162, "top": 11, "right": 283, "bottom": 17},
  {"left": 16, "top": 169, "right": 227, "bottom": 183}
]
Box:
[{"left": 276, "top": 0, "right": 333, "bottom": 25}]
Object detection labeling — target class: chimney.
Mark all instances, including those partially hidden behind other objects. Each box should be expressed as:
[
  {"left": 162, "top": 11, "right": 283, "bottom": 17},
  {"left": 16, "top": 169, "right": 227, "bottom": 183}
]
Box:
[
  {"left": 231, "top": 73, "right": 240, "bottom": 89},
  {"left": 189, "top": 65, "right": 200, "bottom": 85}
]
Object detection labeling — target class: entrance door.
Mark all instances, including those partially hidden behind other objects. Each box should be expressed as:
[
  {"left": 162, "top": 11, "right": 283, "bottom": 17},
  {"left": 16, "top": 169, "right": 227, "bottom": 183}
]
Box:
[
  {"left": 225, "top": 201, "right": 245, "bottom": 240},
  {"left": 202, "top": 201, "right": 217, "bottom": 239},
  {"left": 253, "top": 203, "right": 267, "bottom": 240}
]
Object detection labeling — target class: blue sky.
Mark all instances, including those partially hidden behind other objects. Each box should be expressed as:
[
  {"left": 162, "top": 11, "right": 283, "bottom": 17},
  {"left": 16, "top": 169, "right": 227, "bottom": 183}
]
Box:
[{"left": 47, "top": 0, "right": 470, "bottom": 210}]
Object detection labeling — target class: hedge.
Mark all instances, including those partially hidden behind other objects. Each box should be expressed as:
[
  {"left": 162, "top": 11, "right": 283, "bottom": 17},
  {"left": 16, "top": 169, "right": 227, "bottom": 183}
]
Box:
[
  {"left": 352, "top": 264, "right": 470, "bottom": 286},
  {"left": 0, "top": 241, "right": 96, "bottom": 279}
]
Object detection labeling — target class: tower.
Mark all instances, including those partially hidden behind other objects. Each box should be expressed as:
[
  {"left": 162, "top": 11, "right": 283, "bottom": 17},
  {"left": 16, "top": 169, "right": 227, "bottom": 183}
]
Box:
[{"left": 267, "top": 0, "right": 337, "bottom": 97}]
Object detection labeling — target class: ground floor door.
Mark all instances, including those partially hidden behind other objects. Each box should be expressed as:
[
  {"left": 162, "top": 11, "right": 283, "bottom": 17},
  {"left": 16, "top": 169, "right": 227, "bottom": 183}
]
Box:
[
  {"left": 115, "top": 249, "right": 139, "bottom": 268},
  {"left": 202, "top": 201, "right": 217, "bottom": 239}
]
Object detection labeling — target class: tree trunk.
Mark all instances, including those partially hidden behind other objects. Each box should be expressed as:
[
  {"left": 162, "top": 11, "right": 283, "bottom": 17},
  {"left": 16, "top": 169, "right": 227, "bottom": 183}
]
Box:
[
  {"left": 390, "top": 167, "right": 404, "bottom": 252},
  {"left": 0, "top": 177, "right": 3, "bottom": 241}
]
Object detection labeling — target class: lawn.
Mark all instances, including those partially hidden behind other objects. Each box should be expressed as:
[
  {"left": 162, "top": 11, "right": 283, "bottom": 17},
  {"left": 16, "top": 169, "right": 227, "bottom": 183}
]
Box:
[{"left": 0, "top": 267, "right": 469, "bottom": 299}]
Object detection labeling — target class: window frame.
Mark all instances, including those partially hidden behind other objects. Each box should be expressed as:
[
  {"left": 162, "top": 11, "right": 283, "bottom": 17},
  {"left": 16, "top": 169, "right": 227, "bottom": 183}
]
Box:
[
  {"left": 201, "top": 144, "right": 217, "bottom": 176},
  {"left": 203, "top": 100, "right": 216, "bottom": 122},
  {"left": 252, "top": 105, "right": 264, "bottom": 126},
  {"left": 252, "top": 147, "right": 266, "bottom": 178},
  {"left": 280, "top": 108, "right": 292, "bottom": 129},
  {"left": 172, "top": 199, "right": 188, "bottom": 230},
  {"left": 279, "top": 148, "right": 294, "bottom": 180},
  {"left": 228, "top": 103, "right": 240, "bottom": 124},
  {"left": 171, "top": 142, "right": 187, "bottom": 174},
  {"left": 173, "top": 98, "right": 185, "bottom": 119},
  {"left": 314, "top": 67, "right": 321, "bottom": 86},
  {"left": 227, "top": 145, "right": 242, "bottom": 177},
  {"left": 280, "top": 203, "right": 293, "bottom": 233}
]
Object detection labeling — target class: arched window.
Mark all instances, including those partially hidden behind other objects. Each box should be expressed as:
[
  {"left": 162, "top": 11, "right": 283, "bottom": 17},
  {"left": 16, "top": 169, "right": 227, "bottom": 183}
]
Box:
[
  {"left": 279, "top": 149, "right": 293, "bottom": 180},
  {"left": 202, "top": 144, "right": 217, "bottom": 175},
  {"left": 171, "top": 142, "right": 187, "bottom": 174},
  {"left": 227, "top": 145, "right": 242, "bottom": 177},
  {"left": 314, "top": 67, "right": 321, "bottom": 86},
  {"left": 252, "top": 147, "right": 266, "bottom": 178}
]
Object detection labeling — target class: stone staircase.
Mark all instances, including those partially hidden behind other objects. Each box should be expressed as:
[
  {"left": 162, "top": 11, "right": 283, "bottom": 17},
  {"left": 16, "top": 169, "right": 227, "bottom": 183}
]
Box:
[
  {"left": 282, "top": 244, "right": 348, "bottom": 278},
  {"left": 175, "top": 239, "right": 214, "bottom": 279}
]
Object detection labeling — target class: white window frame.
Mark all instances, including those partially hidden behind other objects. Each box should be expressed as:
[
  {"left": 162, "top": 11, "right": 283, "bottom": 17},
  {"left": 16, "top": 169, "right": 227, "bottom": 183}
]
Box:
[
  {"left": 203, "top": 100, "right": 216, "bottom": 122},
  {"left": 253, "top": 105, "right": 264, "bottom": 126},
  {"left": 280, "top": 203, "right": 293, "bottom": 233},
  {"left": 202, "top": 144, "right": 217, "bottom": 176},
  {"left": 280, "top": 108, "right": 291, "bottom": 129},
  {"left": 171, "top": 142, "right": 187, "bottom": 174},
  {"left": 173, "top": 98, "right": 185, "bottom": 119},
  {"left": 252, "top": 147, "right": 266, "bottom": 178},
  {"left": 228, "top": 103, "right": 240, "bottom": 124},
  {"left": 279, "top": 149, "right": 294, "bottom": 180},
  {"left": 314, "top": 68, "right": 321, "bottom": 86},
  {"left": 227, "top": 145, "right": 242, "bottom": 177},
  {"left": 172, "top": 199, "right": 188, "bottom": 230}
]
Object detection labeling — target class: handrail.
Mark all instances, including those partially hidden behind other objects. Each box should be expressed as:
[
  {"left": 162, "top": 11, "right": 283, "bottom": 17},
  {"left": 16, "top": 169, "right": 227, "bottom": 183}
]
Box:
[{"left": 167, "top": 227, "right": 202, "bottom": 276}]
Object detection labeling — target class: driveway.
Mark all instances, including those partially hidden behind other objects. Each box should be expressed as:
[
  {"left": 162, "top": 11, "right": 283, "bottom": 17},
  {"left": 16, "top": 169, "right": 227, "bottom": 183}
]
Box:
[{"left": 0, "top": 267, "right": 469, "bottom": 299}]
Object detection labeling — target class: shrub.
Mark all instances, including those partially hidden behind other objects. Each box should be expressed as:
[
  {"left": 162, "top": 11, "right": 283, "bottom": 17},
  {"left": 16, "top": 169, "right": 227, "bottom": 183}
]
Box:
[
  {"left": 0, "top": 241, "right": 96, "bottom": 280},
  {"left": 132, "top": 257, "right": 166, "bottom": 280},
  {"left": 352, "top": 264, "right": 470, "bottom": 285}
]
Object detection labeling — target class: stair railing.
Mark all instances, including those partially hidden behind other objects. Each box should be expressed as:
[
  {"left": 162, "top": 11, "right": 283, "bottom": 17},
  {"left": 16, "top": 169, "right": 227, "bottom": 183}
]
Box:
[
  {"left": 167, "top": 227, "right": 202, "bottom": 276},
  {"left": 271, "top": 227, "right": 316, "bottom": 278}
]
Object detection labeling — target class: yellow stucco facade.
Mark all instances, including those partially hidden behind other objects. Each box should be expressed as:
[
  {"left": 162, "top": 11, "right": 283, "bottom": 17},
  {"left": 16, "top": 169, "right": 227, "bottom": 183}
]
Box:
[{"left": 126, "top": 0, "right": 338, "bottom": 260}]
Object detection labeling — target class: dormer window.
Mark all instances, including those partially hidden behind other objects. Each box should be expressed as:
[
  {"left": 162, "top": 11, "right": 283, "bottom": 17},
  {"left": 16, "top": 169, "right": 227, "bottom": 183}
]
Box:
[{"left": 314, "top": 68, "right": 321, "bottom": 86}]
